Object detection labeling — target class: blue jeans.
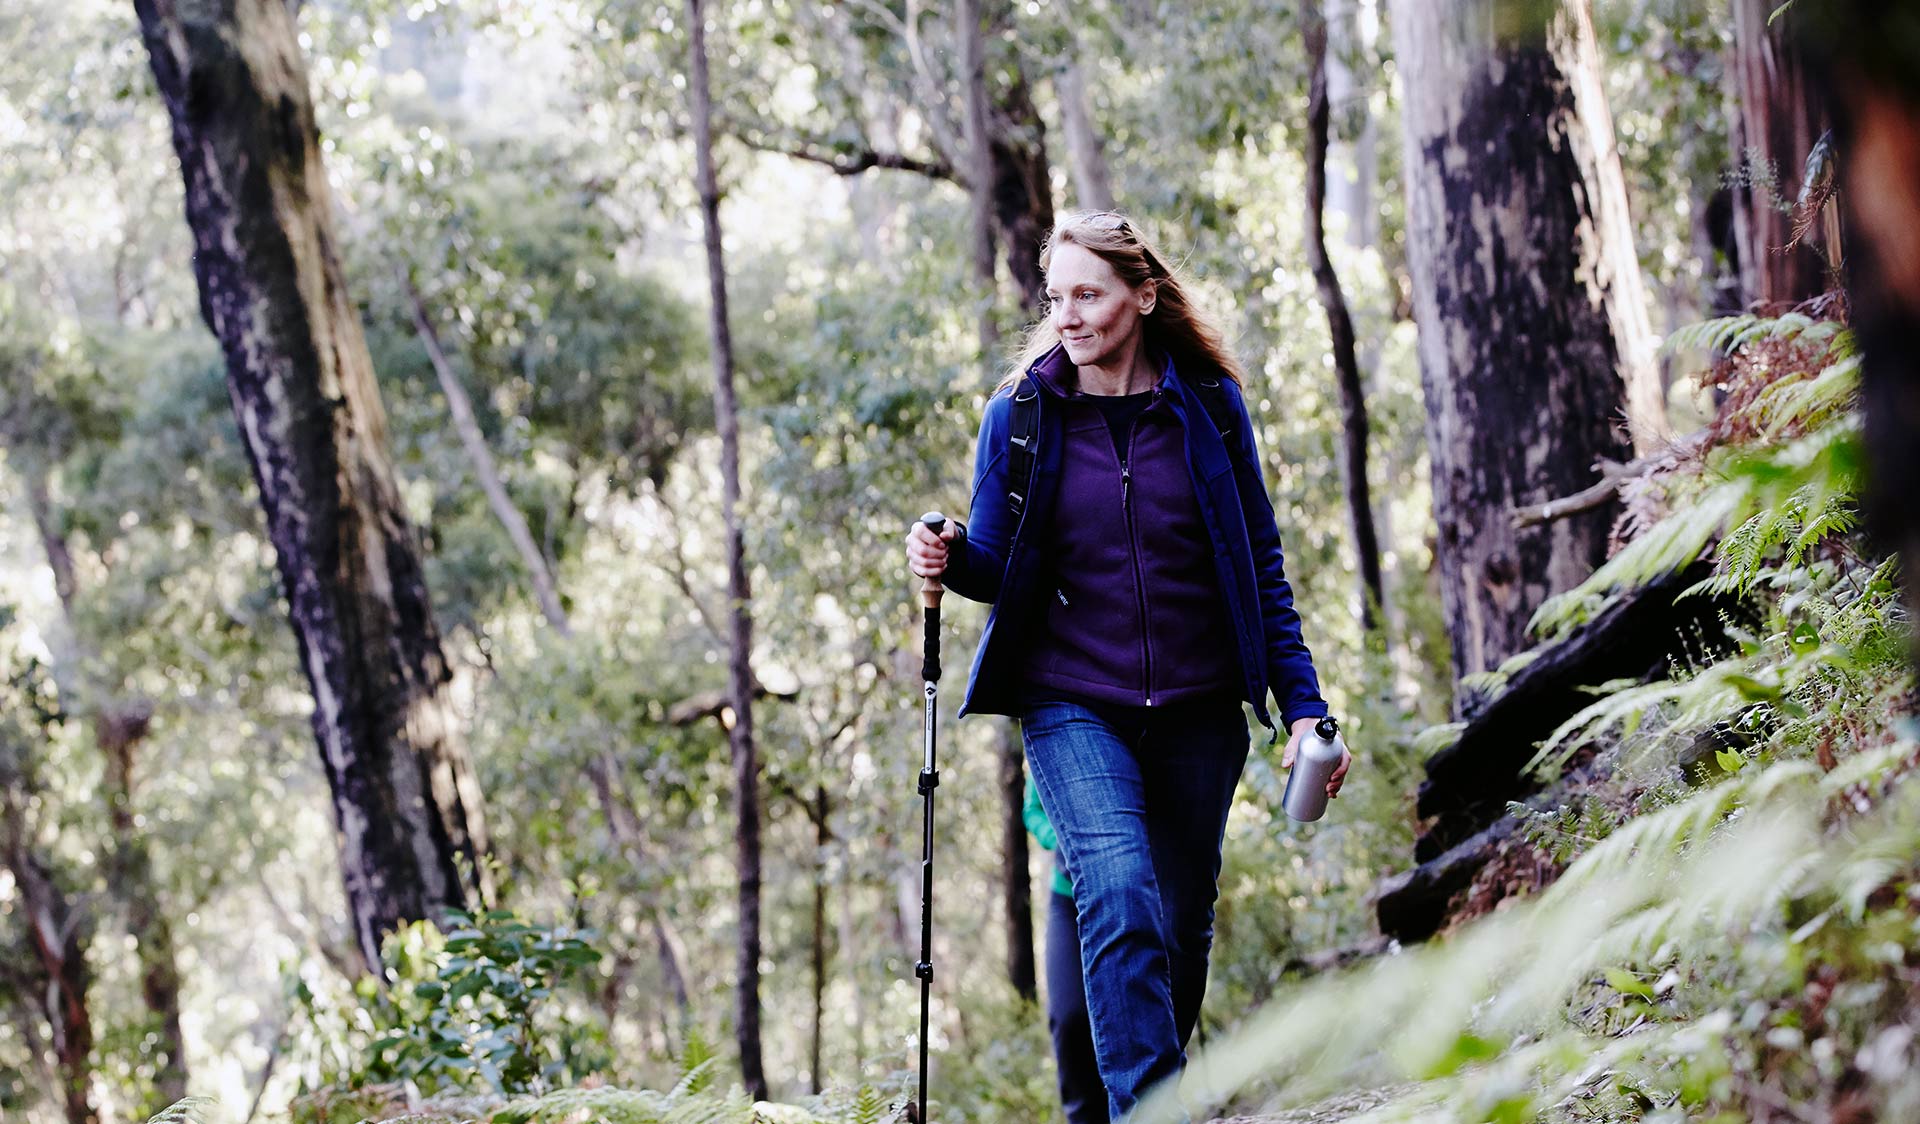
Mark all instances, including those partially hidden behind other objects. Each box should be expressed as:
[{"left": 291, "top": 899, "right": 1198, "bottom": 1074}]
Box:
[{"left": 1022, "top": 698, "right": 1250, "bottom": 1123}]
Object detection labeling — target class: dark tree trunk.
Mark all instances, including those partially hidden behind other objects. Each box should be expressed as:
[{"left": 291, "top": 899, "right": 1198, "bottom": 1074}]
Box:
[
  {"left": 0, "top": 770, "right": 95, "bottom": 1124},
  {"left": 1305, "top": 0, "right": 1387, "bottom": 634},
  {"left": 685, "top": 0, "right": 767, "bottom": 1100},
  {"left": 997, "top": 727, "right": 1037, "bottom": 999},
  {"left": 1728, "top": 0, "right": 1833, "bottom": 308},
  {"left": 100, "top": 711, "right": 191, "bottom": 1108},
  {"left": 1389, "top": 0, "right": 1636, "bottom": 697},
  {"left": 960, "top": 0, "right": 1001, "bottom": 358},
  {"left": 1805, "top": 11, "right": 1920, "bottom": 670},
  {"left": 988, "top": 73, "right": 1057, "bottom": 316},
  {"left": 962, "top": 0, "right": 1038, "bottom": 1003},
  {"left": 133, "top": 0, "right": 491, "bottom": 973},
  {"left": 24, "top": 469, "right": 189, "bottom": 1108},
  {"left": 809, "top": 784, "right": 828, "bottom": 1094}
]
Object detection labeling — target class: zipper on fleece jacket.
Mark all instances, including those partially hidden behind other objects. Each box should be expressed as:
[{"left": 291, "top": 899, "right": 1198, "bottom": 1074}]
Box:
[{"left": 1120, "top": 423, "right": 1155, "bottom": 706}]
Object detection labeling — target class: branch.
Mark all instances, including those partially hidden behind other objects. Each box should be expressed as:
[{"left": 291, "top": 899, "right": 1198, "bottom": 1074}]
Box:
[
  {"left": 665, "top": 680, "right": 799, "bottom": 727},
  {"left": 1509, "top": 432, "right": 1708, "bottom": 530},
  {"left": 735, "top": 134, "right": 957, "bottom": 181}
]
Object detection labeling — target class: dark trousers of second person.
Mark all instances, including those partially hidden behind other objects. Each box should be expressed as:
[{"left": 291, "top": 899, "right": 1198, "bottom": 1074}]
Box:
[
  {"left": 1024, "top": 696, "right": 1249, "bottom": 1123},
  {"left": 1047, "top": 866, "right": 1106, "bottom": 1124}
]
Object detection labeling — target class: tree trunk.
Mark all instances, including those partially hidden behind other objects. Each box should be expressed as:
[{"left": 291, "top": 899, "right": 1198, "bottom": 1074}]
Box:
[
  {"left": 960, "top": 0, "right": 1001, "bottom": 359},
  {"left": 1305, "top": 0, "right": 1387, "bottom": 634},
  {"left": 961, "top": 0, "right": 1038, "bottom": 1004},
  {"left": 1055, "top": 54, "right": 1115, "bottom": 211},
  {"left": 1805, "top": 11, "right": 1920, "bottom": 670},
  {"left": 133, "top": 0, "right": 491, "bottom": 973},
  {"left": 0, "top": 770, "right": 95, "bottom": 1124},
  {"left": 1325, "top": 0, "right": 1379, "bottom": 251},
  {"left": 980, "top": 2, "right": 1056, "bottom": 315},
  {"left": 1389, "top": 0, "right": 1635, "bottom": 697},
  {"left": 24, "top": 468, "right": 190, "bottom": 1107},
  {"left": 1559, "top": 0, "right": 1669, "bottom": 452},
  {"left": 1728, "top": 0, "right": 1832, "bottom": 308},
  {"left": 99, "top": 710, "right": 191, "bottom": 1108},
  {"left": 989, "top": 75, "right": 1057, "bottom": 315},
  {"left": 684, "top": 0, "right": 767, "bottom": 1100},
  {"left": 404, "top": 275, "right": 571, "bottom": 634},
  {"left": 997, "top": 726, "right": 1037, "bottom": 1000},
  {"left": 809, "top": 784, "right": 828, "bottom": 1095}
]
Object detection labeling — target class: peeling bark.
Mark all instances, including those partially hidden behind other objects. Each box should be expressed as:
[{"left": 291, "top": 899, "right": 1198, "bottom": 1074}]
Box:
[
  {"left": 133, "top": 0, "right": 491, "bottom": 973},
  {"left": 0, "top": 766, "right": 95, "bottom": 1124},
  {"left": 1388, "top": 0, "right": 1636, "bottom": 694}
]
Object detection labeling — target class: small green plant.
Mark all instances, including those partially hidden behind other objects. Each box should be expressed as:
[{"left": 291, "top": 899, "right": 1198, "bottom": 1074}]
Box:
[{"left": 365, "top": 909, "right": 603, "bottom": 1096}]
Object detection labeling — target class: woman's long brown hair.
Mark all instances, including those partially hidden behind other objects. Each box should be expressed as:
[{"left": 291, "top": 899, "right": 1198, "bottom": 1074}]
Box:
[{"left": 997, "top": 210, "right": 1247, "bottom": 392}]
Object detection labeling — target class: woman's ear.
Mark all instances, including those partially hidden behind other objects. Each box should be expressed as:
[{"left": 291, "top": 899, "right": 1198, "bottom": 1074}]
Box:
[{"left": 1138, "top": 279, "right": 1157, "bottom": 316}]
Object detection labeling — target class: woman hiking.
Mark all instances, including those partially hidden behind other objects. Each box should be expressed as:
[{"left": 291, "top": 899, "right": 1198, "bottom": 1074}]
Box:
[{"left": 905, "top": 209, "right": 1351, "bottom": 1122}]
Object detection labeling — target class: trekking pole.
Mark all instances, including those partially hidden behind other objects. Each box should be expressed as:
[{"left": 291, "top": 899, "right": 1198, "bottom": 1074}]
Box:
[{"left": 912, "top": 511, "right": 946, "bottom": 1124}]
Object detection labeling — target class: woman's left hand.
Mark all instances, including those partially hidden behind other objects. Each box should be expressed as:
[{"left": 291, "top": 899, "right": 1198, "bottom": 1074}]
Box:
[{"left": 1281, "top": 717, "right": 1353, "bottom": 799}]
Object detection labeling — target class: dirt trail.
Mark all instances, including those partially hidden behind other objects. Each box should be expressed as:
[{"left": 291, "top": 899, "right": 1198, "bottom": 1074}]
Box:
[{"left": 1208, "top": 1083, "right": 1418, "bottom": 1123}]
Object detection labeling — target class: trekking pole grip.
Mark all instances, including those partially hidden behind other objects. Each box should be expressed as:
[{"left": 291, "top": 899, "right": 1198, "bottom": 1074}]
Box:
[{"left": 919, "top": 512, "right": 945, "bottom": 683}]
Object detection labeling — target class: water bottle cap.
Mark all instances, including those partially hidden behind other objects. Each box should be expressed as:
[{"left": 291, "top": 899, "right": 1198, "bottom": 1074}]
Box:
[{"left": 1315, "top": 715, "right": 1339, "bottom": 740}]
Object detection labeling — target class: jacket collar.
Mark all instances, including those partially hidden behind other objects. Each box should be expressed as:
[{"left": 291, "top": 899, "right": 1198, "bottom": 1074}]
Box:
[{"left": 1026, "top": 341, "right": 1182, "bottom": 400}]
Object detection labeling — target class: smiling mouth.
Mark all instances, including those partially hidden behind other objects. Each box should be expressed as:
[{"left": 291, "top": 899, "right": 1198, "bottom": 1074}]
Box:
[{"left": 1065, "top": 334, "right": 1094, "bottom": 344}]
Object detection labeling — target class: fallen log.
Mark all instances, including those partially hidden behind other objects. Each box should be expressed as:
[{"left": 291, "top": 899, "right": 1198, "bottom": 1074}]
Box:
[
  {"left": 1413, "top": 560, "right": 1747, "bottom": 862},
  {"left": 1375, "top": 817, "right": 1519, "bottom": 944}
]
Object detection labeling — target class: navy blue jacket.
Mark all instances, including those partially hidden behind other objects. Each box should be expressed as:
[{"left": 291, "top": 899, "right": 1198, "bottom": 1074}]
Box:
[{"left": 944, "top": 344, "right": 1328, "bottom": 737}]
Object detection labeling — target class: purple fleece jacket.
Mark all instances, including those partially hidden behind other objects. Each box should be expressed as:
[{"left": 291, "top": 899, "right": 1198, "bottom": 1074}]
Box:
[{"left": 1018, "top": 348, "right": 1240, "bottom": 707}]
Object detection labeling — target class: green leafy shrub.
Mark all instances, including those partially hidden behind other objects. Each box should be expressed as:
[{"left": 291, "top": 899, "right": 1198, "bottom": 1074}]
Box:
[{"left": 361, "top": 910, "right": 604, "bottom": 1096}]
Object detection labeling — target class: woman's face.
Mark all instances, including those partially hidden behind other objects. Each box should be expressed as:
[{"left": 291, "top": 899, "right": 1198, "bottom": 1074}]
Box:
[{"left": 1045, "top": 241, "right": 1154, "bottom": 370}]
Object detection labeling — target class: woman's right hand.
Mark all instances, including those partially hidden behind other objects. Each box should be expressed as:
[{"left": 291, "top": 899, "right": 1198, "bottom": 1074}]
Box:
[{"left": 906, "top": 520, "right": 960, "bottom": 580}]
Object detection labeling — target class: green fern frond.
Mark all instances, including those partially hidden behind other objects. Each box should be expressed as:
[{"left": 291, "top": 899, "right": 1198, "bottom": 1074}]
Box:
[
  {"left": 670, "top": 1057, "right": 719, "bottom": 1100},
  {"left": 1790, "top": 497, "right": 1857, "bottom": 559},
  {"left": 1531, "top": 483, "right": 1745, "bottom": 638},
  {"left": 1757, "top": 352, "right": 1861, "bottom": 438},
  {"left": 495, "top": 1087, "right": 673, "bottom": 1124},
  {"left": 849, "top": 1086, "right": 885, "bottom": 1124},
  {"left": 146, "top": 1098, "right": 217, "bottom": 1124},
  {"left": 1412, "top": 722, "right": 1467, "bottom": 758},
  {"left": 1665, "top": 313, "right": 1760, "bottom": 355}
]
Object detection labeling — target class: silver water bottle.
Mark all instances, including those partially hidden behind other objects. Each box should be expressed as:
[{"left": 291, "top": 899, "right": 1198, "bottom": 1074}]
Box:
[{"left": 1282, "top": 716, "right": 1346, "bottom": 822}]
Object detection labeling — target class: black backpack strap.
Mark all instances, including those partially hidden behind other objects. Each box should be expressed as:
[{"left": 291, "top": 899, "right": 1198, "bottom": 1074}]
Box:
[
  {"left": 1007, "top": 377, "right": 1040, "bottom": 518},
  {"left": 1191, "top": 374, "right": 1238, "bottom": 452}
]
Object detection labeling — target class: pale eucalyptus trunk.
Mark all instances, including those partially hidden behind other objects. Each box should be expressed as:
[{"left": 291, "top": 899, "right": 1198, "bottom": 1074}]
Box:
[
  {"left": 1389, "top": 0, "right": 1634, "bottom": 697},
  {"left": 404, "top": 276, "right": 571, "bottom": 634},
  {"left": 132, "top": 0, "right": 491, "bottom": 972},
  {"left": 1055, "top": 54, "right": 1115, "bottom": 211}
]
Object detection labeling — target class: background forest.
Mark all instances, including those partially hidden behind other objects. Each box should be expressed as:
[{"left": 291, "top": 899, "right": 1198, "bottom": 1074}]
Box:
[{"left": 3, "top": 0, "right": 1917, "bottom": 1122}]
